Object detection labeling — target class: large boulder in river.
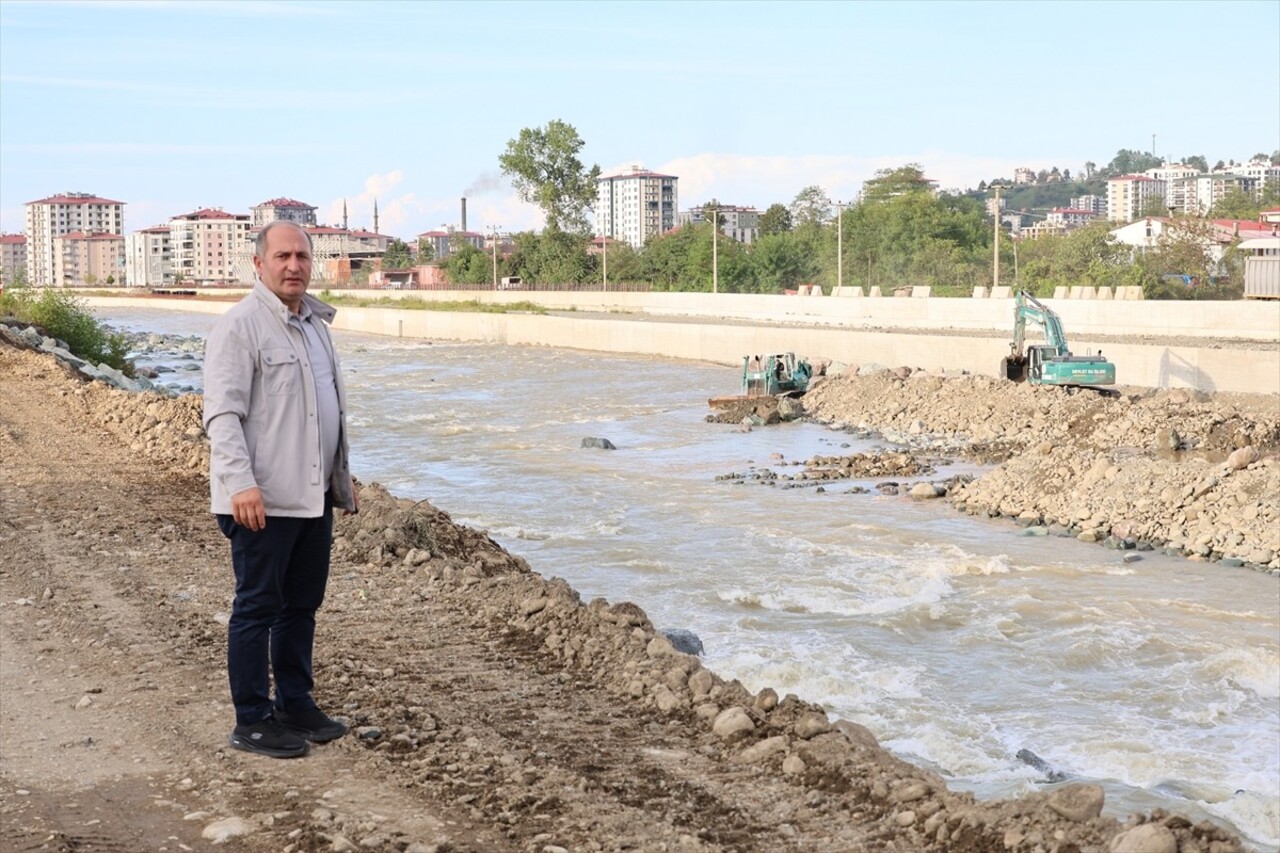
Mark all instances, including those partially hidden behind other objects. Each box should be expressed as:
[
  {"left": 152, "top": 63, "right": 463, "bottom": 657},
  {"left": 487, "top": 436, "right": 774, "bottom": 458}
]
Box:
[{"left": 581, "top": 437, "right": 617, "bottom": 450}]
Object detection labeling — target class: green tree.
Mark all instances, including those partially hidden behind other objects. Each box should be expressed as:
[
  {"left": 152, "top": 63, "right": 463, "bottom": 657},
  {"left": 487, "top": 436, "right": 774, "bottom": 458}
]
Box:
[
  {"left": 382, "top": 238, "right": 412, "bottom": 270},
  {"left": 105, "top": 274, "right": 115, "bottom": 286},
  {"left": 445, "top": 243, "right": 493, "bottom": 285},
  {"left": 758, "top": 203, "right": 793, "bottom": 236},
  {"left": 499, "top": 119, "right": 601, "bottom": 233},
  {"left": 1103, "top": 149, "right": 1161, "bottom": 177},
  {"left": 1016, "top": 222, "right": 1137, "bottom": 297},
  {"left": 861, "top": 164, "right": 933, "bottom": 204},
  {"left": 1183, "top": 154, "right": 1209, "bottom": 173},
  {"left": 416, "top": 238, "right": 435, "bottom": 263},
  {"left": 789, "top": 185, "right": 832, "bottom": 227},
  {"left": 750, "top": 232, "right": 813, "bottom": 293},
  {"left": 596, "top": 238, "right": 642, "bottom": 286}
]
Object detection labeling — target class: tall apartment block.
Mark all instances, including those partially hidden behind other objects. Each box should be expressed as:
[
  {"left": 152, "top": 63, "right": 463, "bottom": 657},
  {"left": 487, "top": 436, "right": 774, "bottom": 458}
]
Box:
[
  {"left": 24, "top": 192, "right": 125, "bottom": 285},
  {"left": 251, "top": 197, "right": 318, "bottom": 228},
  {"left": 169, "top": 208, "right": 250, "bottom": 286},
  {"left": 124, "top": 226, "right": 173, "bottom": 287},
  {"left": 1106, "top": 175, "right": 1166, "bottom": 223},
  {"left": 595, "top": 167, "right": 678, "bottom": 250},
  {"left": 1, "top": 234, "right": 28, "bottom": 284}
]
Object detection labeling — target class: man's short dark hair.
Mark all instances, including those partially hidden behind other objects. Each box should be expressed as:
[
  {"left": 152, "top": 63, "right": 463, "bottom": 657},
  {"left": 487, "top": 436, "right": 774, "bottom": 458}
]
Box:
[{"left": 255, "top": 221, "right": 314, "bottom": 259}]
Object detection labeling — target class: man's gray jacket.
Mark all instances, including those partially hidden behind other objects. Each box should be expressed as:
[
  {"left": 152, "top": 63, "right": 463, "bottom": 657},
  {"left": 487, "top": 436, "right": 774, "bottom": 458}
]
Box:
[{"left": 203, "top": 280, "right": 356, "bottom": 517}]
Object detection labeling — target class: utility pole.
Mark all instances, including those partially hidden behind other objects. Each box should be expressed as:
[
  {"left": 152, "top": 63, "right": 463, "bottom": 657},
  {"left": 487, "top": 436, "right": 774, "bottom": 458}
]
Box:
[
  {"left": 602, "top": 235, "right": 608, "bottom": 292},
  {"left": 711, "top": 205, "right": 718, "bottom": 295},
  {"left": 836, "top": 201, "right": 845, "bottom": 293},
  {"left": 490, "top": 225, "right": 500, "bottom": 290},
  {"left": 992, "top": 185, "right": 1002, "bottom": 291}
]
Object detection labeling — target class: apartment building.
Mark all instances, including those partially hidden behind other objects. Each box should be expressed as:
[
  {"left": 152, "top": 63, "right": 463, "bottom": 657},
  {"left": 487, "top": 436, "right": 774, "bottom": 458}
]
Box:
[
  {"left": 124, "top": 226, "right": 173, "bottom": 287},
  {"left": 1045, "top": 208, "right": 1097, "bottom": 228},
  {"left": 416, "top": 226, "right": 484, "bottom": 261},
  {"left": 1168, "top": 173, "right": 1262, "bottom": 215},
  {"left": 1013, "top": 167, "right": 1036, "bottom": 185},
  {"left": 678, "top": 205, "right": 760, "bottom": 244},
  {"left": 24, "top": 192, "right": 125, "bottom": 285},
  {"left": 596, "top": 166, "right": 678, "bottom": 250},
  {"left": 1145, "top": 163, "right": 1199, "bottom": 183},
  {"left": 251, "top": 197, "right": 318, "bottom": 228},
  {"left": 169, "top": 208, "right": 250, "bottom": 285},
  {"left": 1071, "top": 195, "right": 1107, "bottom": 217},
  {"left": 1, "top": 234, "right": 28, "bottom": 284},
  {"left": 52, "top": 232, "right": 125, "bottom": 286},
  {"left": 1106, "top": 174, "right": 1166, "bottom": 222}
]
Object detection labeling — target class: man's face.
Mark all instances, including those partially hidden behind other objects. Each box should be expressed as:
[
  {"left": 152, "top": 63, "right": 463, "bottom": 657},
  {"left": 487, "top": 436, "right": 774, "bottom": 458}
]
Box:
[{"left": 254, "top": 224, "right": 312, "bottom": 310}]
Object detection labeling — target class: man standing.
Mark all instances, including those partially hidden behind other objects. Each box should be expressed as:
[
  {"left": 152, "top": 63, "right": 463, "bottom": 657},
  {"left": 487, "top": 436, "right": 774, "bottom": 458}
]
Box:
[{"left": 203, "top": 221, "right": 357, "bottom": 758}]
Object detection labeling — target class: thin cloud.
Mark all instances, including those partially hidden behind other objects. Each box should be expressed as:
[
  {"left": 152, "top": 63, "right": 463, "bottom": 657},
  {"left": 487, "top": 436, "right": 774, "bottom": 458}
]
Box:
[{"left": 5, "top": 0, "right": 339, "bottom": 17}]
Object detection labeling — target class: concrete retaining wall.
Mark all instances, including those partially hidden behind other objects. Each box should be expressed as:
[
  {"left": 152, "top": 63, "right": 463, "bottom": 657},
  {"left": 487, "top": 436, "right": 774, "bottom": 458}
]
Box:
[
  {"left": 83, "top": 296, "right": 1280, "bottom": 394},
  {"left": 92, "top": 288, "right": 1280, "bottom": 341}
]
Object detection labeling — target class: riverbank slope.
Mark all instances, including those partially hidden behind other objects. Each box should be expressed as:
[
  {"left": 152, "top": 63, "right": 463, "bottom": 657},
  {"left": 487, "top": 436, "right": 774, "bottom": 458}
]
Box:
[{"left": 0, "top": 341, "right": 1250, "bottom": 851}]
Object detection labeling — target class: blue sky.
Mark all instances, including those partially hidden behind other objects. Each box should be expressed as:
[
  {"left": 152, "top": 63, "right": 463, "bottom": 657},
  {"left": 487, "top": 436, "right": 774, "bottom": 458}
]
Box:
[{"left": 1, "top": 0, "right": 1277, "bottom": 238}]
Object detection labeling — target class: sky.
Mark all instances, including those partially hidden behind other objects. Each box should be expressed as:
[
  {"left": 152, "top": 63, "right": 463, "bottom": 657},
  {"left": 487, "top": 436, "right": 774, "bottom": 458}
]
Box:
[{"left": 1, "top": 0, "right": 1277, "bottom": 239}]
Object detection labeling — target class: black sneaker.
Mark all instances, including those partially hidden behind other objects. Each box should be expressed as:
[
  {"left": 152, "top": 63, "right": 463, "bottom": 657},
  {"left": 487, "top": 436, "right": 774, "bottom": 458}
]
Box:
[
  {"left": 275, "top": 706, "right": 349, "bottom": 743},
  {"left": 228, "top": 717, "right": 310, "bottom": 758}
]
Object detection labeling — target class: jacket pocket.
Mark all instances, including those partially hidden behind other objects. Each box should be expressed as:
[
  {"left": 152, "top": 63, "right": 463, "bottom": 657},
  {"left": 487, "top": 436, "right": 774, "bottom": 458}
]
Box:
[{"left": 260, "top": 347, "right": 300, "bottom": 396}]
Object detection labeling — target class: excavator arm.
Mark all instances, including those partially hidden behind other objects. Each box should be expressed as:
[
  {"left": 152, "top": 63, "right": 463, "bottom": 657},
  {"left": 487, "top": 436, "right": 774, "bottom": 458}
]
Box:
[{"left": 1011, "top": 290, "right": 1069, "bottom": 359}]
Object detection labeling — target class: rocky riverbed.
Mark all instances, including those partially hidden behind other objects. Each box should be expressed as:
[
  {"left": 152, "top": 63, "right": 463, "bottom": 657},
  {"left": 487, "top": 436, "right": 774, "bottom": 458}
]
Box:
[
  {"left": 800, "top": 368, "right": 1280, "bottom": 574},
  {"left": 0, "top": 331, "right": 1265, "bottom": 852}
]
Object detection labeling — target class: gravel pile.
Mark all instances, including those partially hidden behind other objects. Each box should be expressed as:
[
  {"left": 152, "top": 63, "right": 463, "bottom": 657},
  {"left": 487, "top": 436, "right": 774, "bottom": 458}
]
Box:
[{"left": 802, "top": 368, "right": 1280, "bottom": 572}]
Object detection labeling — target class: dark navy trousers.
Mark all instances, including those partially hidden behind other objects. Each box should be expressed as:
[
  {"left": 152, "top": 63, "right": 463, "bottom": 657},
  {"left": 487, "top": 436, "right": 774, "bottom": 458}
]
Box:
[{"left": 217, "top": 495, "right": 333, "bottom": 726}]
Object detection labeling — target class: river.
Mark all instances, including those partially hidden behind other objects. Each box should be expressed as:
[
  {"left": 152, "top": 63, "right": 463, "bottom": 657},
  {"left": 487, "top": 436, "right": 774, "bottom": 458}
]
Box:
[{"left": 96, "top": 306, "right": 1280, "bottom": 850}]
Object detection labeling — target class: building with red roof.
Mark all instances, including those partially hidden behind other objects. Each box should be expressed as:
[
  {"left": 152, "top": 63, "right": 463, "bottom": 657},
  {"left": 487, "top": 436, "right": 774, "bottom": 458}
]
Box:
[
  {"left": 251, "top": 197, "right": 318, "bottom": 228},
  {"left": 52, "top": 231, "right": 125, "bottom": 287},
  {"left": 24, "top": 191, "right": 125, "bottom": 285},
  {"left": 0, "top": 233, "right": 28, "bottom": 285},
  {"left": 596, "top": 165, "right": 679, "bottom": 250},
  {"left": 168, "top": 208, "right": 250, "bottom": 286}
]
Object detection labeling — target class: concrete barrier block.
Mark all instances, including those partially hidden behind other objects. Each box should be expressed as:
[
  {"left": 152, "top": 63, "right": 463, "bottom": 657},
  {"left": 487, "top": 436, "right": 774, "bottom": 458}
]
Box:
[
  {"left": 836, "top": 286, "right": 863, "bottom": 298},
  {"left": 868, "top": 286, "right": 883, "bottom": 297},
  {"left": 1096, "top": 286, "right": 1113, "bottom": 300},
  {"left": 1068, "top": 286, "right": 1083, "bottom": 299},
  {"left": 1078, "top": 286, "right": 1096, "bottom": 299},
  {"left": 1053, "top": 286, "right": 1069, "bottom": 299},
  {"left": 972, "top": 287, "right": 989, "bottom": 298},
  {"left": 911, "top": 286, "right": 932, "bottom": 298},
  {"left": 991, "top": 286, "right": 1012, "bottom": 299}
]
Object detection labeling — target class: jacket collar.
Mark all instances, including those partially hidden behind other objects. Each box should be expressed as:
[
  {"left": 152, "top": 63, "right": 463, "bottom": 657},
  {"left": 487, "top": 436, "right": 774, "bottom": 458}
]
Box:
[{"left": 250, "top": 279, "right": 337, "bottom": 324}]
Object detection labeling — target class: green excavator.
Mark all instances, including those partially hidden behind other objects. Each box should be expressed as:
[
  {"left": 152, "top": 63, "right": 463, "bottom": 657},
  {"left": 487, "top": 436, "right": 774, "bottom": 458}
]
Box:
[{"left": 1001, "top": 291, "right": 1116, "bottom": 393}]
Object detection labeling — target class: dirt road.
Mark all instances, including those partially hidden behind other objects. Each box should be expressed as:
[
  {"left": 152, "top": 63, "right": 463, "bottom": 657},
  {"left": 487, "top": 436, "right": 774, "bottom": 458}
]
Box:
[{"left": 0, "top": 343, "right": 1245, "bottom": 852}]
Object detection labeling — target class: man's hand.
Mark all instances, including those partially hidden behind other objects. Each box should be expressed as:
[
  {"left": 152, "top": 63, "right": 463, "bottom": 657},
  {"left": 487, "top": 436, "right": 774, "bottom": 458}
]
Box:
[{"left": 231, "top": 487, "right": 266, "bottom": 531}]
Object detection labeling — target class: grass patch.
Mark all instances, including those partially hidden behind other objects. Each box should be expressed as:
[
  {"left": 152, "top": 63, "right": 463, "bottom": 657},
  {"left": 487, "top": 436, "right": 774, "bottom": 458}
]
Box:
[
  {"left": 316, "top": 293, "right": 548, "bottom": 314},
  {"left": 1, "top": 284, "right": 133, "bottom": 375}
]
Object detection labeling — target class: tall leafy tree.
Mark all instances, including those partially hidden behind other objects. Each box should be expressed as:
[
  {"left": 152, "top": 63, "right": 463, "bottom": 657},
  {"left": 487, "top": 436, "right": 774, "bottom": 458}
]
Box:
[
  {"left": 861, "top": 164, "right": 933, "bottom": 204},
  {"left": 758, "top": 203, "right": 792, "bottom": 236},
  {"left": 789, "top": 185, "right": 833, "bottom": 227},
  {"left": 499, "top": 120, "right": 601, "bottom": 233},
  {"left": 382, "top": 238, "right": 412, "bottom": 270},
  {"left": 1103, "top": 149, "right": 1161, "bottom": 177}
]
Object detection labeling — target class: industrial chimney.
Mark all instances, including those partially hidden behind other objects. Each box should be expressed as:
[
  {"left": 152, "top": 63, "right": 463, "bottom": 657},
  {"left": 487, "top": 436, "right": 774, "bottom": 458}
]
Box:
[{"left": 461, "top": 197, "right": 467, "bottom": 233}]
